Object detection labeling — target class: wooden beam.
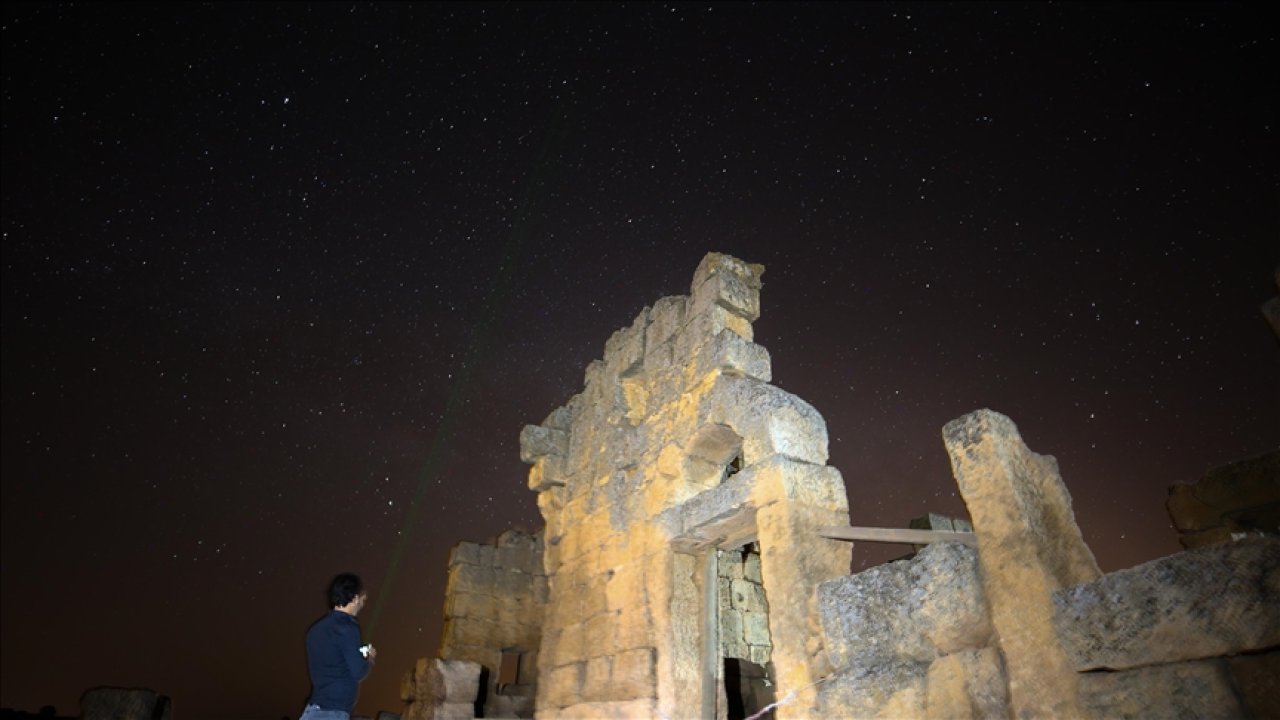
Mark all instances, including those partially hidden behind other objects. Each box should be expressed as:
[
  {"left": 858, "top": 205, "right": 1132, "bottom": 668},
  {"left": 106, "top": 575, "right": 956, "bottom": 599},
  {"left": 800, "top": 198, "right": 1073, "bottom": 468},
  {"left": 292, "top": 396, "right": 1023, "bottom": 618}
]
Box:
[{"left": 819, "top": 525, "right": 977, "bottom": 546}]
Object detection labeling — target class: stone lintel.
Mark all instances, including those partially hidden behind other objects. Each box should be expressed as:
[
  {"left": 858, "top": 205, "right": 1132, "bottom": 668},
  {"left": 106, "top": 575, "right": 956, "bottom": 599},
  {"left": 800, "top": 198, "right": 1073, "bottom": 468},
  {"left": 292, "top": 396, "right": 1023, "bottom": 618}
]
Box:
[{"left": 658, "top": 465, "right": 757, "bottom": 550}]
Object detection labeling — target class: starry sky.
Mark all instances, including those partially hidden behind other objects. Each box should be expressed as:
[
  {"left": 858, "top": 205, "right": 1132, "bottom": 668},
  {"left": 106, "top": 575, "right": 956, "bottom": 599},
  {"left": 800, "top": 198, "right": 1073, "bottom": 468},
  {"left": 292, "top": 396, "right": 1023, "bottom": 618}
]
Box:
[{"left": 2, "top": 2, "right": 1276, "bottom": 718}]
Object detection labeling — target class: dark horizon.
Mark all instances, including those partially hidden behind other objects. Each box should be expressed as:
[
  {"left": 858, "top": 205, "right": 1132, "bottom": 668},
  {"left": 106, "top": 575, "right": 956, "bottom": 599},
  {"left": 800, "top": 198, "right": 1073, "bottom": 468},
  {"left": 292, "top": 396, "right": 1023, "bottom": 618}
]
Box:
[{"left": 3, "top": 3, "right": 1276, "bottom": 718}]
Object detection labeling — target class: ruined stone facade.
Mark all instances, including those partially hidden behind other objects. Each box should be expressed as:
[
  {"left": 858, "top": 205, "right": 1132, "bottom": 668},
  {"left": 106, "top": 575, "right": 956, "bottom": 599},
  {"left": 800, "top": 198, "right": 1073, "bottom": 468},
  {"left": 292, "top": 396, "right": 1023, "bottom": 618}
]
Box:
[
  {"left": 519, "top": 253, "right": 851, "bottom": 719},
  {"left": 406, "top": 252, "right": 1278, "bottom": 719}
]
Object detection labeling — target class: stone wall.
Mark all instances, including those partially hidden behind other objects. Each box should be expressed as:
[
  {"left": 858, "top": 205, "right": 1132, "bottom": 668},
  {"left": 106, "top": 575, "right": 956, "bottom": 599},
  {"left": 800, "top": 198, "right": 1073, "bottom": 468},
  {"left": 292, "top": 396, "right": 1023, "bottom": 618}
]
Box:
[
  {"left": 816, "top": 541, "right": 1004, "bottom": 719},
  {"left": 405, "top": 529, "right": 546, "bottom": 719},
  {"left": 717, "top": 543, "right": 771, "bottom": 670},
  {"left": 520, "top": 253, "right": 851, "bottom": 719}
]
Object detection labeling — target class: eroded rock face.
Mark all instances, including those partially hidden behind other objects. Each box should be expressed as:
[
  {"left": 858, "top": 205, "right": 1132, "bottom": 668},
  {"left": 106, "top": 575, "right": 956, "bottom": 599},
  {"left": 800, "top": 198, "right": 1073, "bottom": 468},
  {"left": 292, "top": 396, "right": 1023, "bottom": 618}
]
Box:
[
  {"left": 80, "top": 688, "right": 171, "bottom": 720},
  {"left": 1053, "top": 536, "right": 1280, "bottom": 671}
]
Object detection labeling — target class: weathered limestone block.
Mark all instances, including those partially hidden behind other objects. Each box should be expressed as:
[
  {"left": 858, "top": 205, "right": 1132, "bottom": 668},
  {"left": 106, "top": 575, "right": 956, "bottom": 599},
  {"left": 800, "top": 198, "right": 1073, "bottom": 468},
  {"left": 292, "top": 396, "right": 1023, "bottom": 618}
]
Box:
[
  {"left": 817, "top": 660, "right": 928, "bottom": 719},
  {"left": 1230, "top": 650, "right": 1280, "bottom": 719},
  {"left": 446, "top": 564, "right": 496, "bottom": 597},
  {"left": 943, "top": 408, "right": 1098, "bottom": 719},
  {"left": 689, "top": 252, "right": 764, "bottom": 322},
  {"left": 527, "top": 456, "right": 566, "bottom": 492},
  {"left": 1166, "top": 449, "right": 1280, "bottom": 546},
  {"left": 582, "top": 655, "right": 612, "bottom": 702},
  {"left": 743, "top": 610, "right": 771, "bottom": 646},
  {"left": 747, "top": 455, "right": 846, "bottom": 510},
  {"left": 691, "top": 327, "right": 772, "bottom": 382},
  {"left": 701, "top": 375, "right": 829, "bottom": 466},
  {"left": 876, "top": 683, "right": 926, "bottom": 719},
  {"left": 448, "top": 542, "right": 493, "bottom": 568},
  {"left": 730, "top": 578, "right": 766, "bottom": 612},
  {"left": 603, "top": 308, "right": 648, "bottom": 377},
  {"left": 542, "top": 662, "right": 585, "bottom": 708},
  {"left": 1053, "top": 536, "right": 1280, "bottom": 670},
  {"left": 721, "top": 609, "right": 746, "bottom": 658},
  {"left": 403, "top": 658, "right": 481, "bottom": 710},
  {"left": 611, "top": 646, "right": 657, "bottom": 699},
  {"left": 519, "top": 424, "right": 568, "bottom": 463},
  {"left": 924, "top": 648, "right": 1009, "bottom": 720},
  {"left": 818, "top": 541, "right": 991, "bottom": 669},
  {"left": 1079, "top": 659, "right": 1243, "bottom": 719},
  {"left": 645, "top": 296, "right": 686, "bottom": 348},
  {"left": 80, "top": 688, "right": 172, "bottom": 720},
  {"left": 757, "top": 501, "right": 851, "bottom": 717}
]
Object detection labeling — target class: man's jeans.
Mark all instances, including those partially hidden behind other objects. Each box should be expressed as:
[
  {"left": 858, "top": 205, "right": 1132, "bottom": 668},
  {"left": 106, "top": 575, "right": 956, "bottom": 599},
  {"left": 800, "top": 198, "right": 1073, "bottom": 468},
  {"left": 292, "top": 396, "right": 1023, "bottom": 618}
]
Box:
[{"left": 299, "top": 704, "right": 349, "bottom": 720}]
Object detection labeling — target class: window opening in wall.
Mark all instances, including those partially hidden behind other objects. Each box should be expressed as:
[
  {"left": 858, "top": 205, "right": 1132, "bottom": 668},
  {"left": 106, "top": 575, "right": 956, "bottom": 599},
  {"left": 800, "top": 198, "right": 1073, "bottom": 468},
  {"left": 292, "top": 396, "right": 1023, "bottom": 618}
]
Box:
[
  {"left": 726, "top": 452, "right": 743, "bottom": 479},
  {"left": 496, "top": 649, "right": 522, "bottom": 694}
]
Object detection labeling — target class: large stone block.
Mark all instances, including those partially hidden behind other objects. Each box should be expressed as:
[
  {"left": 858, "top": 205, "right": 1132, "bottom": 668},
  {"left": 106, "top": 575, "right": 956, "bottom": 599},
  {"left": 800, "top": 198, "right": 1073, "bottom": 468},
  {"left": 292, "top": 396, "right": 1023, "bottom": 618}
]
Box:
[
  {"left": 603, "top": 309, "right": 648, "bottom": 377},
  {"left": 1080, "top": 659, "right": 1243, "bottom": 719},
  {"left": 582, "top": 655, "right": 612, "bottom": 702},
  {"left": 1053, "top": 537, "right": 1280, "bottom": 670},
  {"left": 817, "top": 660, "right": 928, "bottom": 719},
  {"left": 542, "top": 662, "right": 585, "bottom": 708},
  {"left": 520, "top": 424, "right": 568, "bottom": 463},
  {"left": 693, "top": 327, "right": 772, "bottom": 382},
  {"left": 689, "top": 252, "right": 764, "bottom": 322},
  {"left": 818, "top": 542, "right": 990, "bottom": 668},
  {"left": 923, "top": 648, "right": 1008, "bottom": 720},
  {"left": 414, "top": 658, "right": 481, "bottom": 703},
  {"left": 611, "top": 646, "right": 657, "bottom": 699},
  {"left": 701, "top": 375, "right": 829, "bottom": 466}
]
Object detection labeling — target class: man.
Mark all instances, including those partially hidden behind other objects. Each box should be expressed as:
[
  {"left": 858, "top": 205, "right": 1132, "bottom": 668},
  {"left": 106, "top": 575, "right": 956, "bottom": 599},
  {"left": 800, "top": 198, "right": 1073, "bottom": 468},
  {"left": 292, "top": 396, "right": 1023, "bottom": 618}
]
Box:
[{"left": 300, "top": 573, "right": 376, "bottom": 720}]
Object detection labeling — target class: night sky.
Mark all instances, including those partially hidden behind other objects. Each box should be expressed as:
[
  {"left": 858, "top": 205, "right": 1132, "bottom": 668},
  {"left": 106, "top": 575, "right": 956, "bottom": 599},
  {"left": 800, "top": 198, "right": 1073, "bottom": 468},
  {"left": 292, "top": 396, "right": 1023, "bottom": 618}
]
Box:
[{"left": 2, "top": 3, "right": 1276, "bottom": 718}]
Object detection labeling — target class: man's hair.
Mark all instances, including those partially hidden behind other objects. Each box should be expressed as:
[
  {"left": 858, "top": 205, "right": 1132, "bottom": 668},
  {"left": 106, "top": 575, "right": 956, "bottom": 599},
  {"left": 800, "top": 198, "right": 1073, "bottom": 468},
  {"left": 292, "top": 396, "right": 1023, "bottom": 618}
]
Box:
[{"left": 328, "top": 573, "right": 364, "bottom": 608}]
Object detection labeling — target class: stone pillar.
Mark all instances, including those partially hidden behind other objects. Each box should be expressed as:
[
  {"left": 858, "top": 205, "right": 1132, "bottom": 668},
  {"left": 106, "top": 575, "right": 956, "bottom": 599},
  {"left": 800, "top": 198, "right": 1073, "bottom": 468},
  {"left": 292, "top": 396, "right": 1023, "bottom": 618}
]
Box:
[
  {"left": 942, "top": 409, "right": 1100, "bottom": 719},
  {"left": 751, "top": 458, "right": 851, "bottom": 719}
]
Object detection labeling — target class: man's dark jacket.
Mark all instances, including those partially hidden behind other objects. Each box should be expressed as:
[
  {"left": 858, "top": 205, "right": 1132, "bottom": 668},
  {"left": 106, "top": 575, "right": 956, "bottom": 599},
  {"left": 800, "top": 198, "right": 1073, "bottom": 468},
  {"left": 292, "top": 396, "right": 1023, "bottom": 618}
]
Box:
[{"left": 305, "top": 610, "right": 370, "bottom": 711}]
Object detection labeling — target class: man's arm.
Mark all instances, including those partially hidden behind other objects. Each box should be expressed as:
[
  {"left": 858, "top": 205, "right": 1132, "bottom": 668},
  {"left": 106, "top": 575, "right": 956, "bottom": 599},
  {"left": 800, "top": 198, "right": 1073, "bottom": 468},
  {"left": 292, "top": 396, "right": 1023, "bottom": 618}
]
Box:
[{"left": 339, "top": 622, "right": 372, "bottom": 682}]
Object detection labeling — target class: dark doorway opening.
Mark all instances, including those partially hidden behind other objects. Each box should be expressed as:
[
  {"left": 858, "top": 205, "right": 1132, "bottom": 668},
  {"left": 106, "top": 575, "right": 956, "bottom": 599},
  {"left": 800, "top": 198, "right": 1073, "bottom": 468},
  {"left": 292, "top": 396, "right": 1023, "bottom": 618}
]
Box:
[{"left": 724, "top": 657, "right": 774, "bottom": 719}]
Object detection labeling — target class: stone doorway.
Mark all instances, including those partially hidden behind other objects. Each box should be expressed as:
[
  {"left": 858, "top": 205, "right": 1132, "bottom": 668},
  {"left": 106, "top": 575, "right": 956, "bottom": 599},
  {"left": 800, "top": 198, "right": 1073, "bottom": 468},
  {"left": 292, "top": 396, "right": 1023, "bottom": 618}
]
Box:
[{"left": 718, "top": 543, "right": 775, "bottom": 719}]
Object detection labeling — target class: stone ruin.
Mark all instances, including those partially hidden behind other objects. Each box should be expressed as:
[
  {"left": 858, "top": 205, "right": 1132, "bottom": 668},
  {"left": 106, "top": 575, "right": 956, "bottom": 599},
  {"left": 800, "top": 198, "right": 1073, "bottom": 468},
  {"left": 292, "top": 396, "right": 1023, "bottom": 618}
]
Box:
[{"left": 404, "top": 252, "right": 1279, "bottom": 719}]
